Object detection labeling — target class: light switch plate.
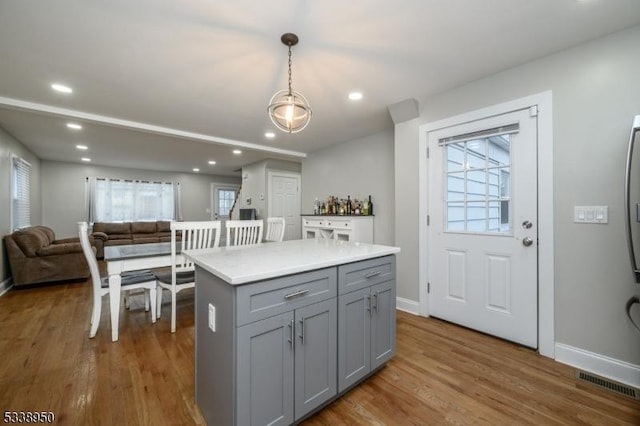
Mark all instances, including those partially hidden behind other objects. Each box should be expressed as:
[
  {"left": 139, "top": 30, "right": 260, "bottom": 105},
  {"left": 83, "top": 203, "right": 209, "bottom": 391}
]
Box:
[{"left": 574, "top": 206, "right": 608, "bottom": 224}]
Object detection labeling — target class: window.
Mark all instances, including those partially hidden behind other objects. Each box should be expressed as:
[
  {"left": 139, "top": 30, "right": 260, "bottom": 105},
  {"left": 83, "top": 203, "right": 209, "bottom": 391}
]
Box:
[
  {"left": 89, "top": 178, "right": 178, "bottom": 222},
  {"left": 443, "top": 126, "right": 515, "bottom": 234},
  {"left": 12, "top": 157, "right": 31, "bottom": 230},
  {"left": 218, "top": 189, "right": 236, "bottom": 217}
]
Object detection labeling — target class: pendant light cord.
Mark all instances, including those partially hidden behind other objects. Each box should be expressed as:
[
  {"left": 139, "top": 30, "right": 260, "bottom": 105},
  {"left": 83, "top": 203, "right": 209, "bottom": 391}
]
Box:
[{"left": 287, "top": 45, "right": 293, "bottom": 95}]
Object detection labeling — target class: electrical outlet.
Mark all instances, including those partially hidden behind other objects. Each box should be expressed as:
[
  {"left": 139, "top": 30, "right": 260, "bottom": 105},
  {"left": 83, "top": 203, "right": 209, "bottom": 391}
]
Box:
[{"left": 208, "top": 303, "right": 216, "bottom": 332}]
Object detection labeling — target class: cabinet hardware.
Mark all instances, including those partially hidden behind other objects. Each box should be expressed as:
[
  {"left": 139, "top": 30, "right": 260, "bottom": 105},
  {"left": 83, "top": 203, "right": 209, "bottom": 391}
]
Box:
[
  {"left": 364, "top": 271, "right": 381, "bottom": 278},
  {"left": 372, "top": 291, "right": 378, "bottom": 313},
  {"left": 366, "top": 295, "right": 371, "bottom": 314},
  {"left": 288, "top": 319, "right": 294, "bottom": 348},
  {"left": 284, "top": 289, "right": 309, "bottom": 299},
  {"left": 299, "top": 319, "right": 305, "bottom": 344}
]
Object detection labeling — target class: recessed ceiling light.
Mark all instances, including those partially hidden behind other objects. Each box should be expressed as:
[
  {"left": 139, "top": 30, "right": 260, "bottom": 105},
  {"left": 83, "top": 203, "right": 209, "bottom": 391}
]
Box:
[
  {"left": 76, "top": 144, "right": 88, "bottom": 150},
  {"left": 348, "top": 92, "right": 363, "bottom": 101},
  {"left": 208, "top": 160, "right": 216, "bottom": 165},
  {"left": 51, "top": 83, "right": 73, "bottom": 93},
  {"left": 193, "top": 168, "right": 200, "bottom": 172},
  {"left": 265, "top": 132, "right": 276, "bottom": 139},
  {"left": 67, "top": 123, "right": 82, "bottom": 130},
  {"left": 233, "top": 149, "right": 242, "bottom": 155},
  {"left": 81, "top": 157, "right": 91, "bottom": 162}
]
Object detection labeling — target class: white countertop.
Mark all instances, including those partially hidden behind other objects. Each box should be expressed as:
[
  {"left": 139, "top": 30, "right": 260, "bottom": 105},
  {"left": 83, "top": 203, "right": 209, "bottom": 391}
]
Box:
[{"left": 183, "top": 238, "right": 400, "bottom": 285}]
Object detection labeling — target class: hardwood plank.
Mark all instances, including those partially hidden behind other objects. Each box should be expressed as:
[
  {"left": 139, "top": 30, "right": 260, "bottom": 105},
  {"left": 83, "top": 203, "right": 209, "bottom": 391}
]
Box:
[{"left": 0, "top": 277, "right": 637, "bottom": 425}]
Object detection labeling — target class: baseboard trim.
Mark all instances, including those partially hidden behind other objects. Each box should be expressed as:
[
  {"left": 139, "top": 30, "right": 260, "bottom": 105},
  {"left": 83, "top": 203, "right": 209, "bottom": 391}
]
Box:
[
  {"left": 555, "top": 342, "right": 640, "bottom": 389},
  {"left": 0, "top": 278, "right": 13, "bottom": 297},
  {"left": 396, "top": 297, "right": 420, "bottom": 315}
]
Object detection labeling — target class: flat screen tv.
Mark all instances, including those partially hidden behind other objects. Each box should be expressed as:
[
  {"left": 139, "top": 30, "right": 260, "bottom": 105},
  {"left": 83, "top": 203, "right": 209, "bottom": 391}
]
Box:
[{"left": 239, "top": 208, "right": 256, "bottom": 220}]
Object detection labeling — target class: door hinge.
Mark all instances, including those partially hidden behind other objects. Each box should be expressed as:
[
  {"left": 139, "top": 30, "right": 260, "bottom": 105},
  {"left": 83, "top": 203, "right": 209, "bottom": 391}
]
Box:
[
  {"left": 427, "top": 147, "right": 430, "bottom": 158},
  {"left": 427, "top": 215, "right": 430, "bottom": 226},
  {"left": 529, "top": 105, "right": 538, "bottom": 117},
  {"left": 427, "top": 282, "right": 431, "bottom": 294}
]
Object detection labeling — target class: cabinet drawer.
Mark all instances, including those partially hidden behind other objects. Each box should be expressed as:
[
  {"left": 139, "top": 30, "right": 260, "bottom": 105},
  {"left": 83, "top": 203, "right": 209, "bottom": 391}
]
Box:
[
  {"left": 236, "top": 267, "right": 337, "bottom": 326},
  {"left": 325, "top": 219, "right": 352, "bottom": 230},
  {"left": 338, "top": 255, "right": 395, "bottom": 295},
  {"left": 303, "top": 218, "right": 325, "bottom": 227}
]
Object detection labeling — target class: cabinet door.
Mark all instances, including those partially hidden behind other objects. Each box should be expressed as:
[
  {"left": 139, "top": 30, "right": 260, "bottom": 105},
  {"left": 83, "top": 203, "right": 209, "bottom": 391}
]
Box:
[
  {"left": 237, "top": 311, "right": 294, "bottom": 426},
  {"left": 294, "top": 298, "right": 337, "bottom": 420},
  {"left": 337, "top": 287, "right": 371, "bottom": 392},
  {"left": 370, "top": 280, "right": 396, "bottom": 370}
]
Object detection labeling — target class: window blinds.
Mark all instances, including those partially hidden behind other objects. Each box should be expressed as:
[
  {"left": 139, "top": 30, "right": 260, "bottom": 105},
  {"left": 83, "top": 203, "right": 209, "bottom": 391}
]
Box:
[{"left": 12, "top": 157, "right": 31, "bottom": 230}]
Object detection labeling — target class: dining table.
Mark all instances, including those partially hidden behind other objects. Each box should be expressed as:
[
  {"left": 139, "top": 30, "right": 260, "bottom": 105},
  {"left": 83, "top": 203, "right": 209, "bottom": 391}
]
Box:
[{"left": 103, "top": 242, "right": 182, "bottom": 342}]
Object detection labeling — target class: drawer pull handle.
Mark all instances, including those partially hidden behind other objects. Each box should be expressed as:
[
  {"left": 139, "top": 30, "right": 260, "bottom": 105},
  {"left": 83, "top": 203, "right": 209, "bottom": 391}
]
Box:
[
  {"left": 284, "top": 289, "right": 309, "bottom": 299},
  {"left": 364, "top": 271, "right": 381, "bottom": 278}
]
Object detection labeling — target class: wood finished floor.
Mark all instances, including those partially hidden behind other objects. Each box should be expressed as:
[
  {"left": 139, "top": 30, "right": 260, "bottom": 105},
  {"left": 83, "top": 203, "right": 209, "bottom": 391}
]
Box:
[{"left": 0, "top": 277, "right": 638, "bottom": 425}]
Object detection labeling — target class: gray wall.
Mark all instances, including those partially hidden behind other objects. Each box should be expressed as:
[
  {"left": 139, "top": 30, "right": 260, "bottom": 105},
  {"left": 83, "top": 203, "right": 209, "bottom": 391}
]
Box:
[
  {"left": 395, "top": 25, "right": 640, "bottom": 365},
  {"left": 301, "top": 130, "right": 395, "bottom": 246},
  {"left": 0, "top": 127, "right": 41, "bottom": 283},
  {"left": 239, "top": 159, "right": 302, "bottom": 219},
  {"left": 41, "top": 160, "right": 241, "bottom": 238}
]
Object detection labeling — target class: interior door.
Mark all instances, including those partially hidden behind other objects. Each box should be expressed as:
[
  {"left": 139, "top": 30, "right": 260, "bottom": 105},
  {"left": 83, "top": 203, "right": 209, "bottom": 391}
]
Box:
[
  {"left": 269, "top": 173, "right": 301, "bottom": 240},
  {"left": 427, "top": 108, "right": 538, "bottom": 348}
]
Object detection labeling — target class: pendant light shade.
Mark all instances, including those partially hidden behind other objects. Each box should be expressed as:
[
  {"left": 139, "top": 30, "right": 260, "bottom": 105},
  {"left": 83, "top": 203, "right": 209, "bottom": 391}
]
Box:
[{"left": 267, "top": 33, "right": 312, "bottom": 133}]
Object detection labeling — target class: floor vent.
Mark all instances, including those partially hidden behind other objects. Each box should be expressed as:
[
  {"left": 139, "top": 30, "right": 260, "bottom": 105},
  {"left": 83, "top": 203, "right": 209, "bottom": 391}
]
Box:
[{"left": 576, "top": 370, "right": 640, "bottom": 400}]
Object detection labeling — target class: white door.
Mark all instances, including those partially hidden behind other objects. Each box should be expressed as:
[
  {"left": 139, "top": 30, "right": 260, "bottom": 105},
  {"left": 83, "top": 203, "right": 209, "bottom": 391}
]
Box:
[
  {"left": 211, "top": 184, "right": 240, "bottom": 243},
  {"left": 427, "top": 108, "right": 538, "bottom": 348},
  {"left": 268, "top": 172, "right": 301, "bottom": 240}
]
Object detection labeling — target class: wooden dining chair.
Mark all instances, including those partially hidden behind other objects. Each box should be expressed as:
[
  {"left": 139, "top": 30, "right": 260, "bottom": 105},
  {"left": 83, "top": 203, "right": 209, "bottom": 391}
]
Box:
[
  {"left": 78, "top": 222, "right": 157, "bottom": 339},
  {"left": 225, "top": 219, "right": 264, "bottom": 246},
  {"left": 155, "top": 221, "right": 221, "bottom": 333},
  {"left": 265, "top": 217, "right": 286, "bottom": 242}
]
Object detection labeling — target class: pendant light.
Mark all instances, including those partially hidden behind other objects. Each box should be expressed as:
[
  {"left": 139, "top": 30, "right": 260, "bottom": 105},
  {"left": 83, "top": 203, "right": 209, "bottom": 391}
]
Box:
[{"left": 267, "top": 33, "right": 312, "bottom": 133}]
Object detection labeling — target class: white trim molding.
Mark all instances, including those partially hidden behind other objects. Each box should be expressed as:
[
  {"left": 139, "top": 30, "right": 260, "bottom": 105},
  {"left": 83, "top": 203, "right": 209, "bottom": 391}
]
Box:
[
  {"left": 418, "top": 91, "right": 554, "bottom": 358},
  {"left": 555, "top": 343, "right": 640, "bottom": 389},
  {"left": 396, "top": 297, "right": 420, "bottom": 315}
]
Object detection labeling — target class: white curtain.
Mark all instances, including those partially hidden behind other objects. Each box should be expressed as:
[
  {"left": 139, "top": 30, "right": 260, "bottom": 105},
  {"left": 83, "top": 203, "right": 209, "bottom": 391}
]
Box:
[{"left": 86, "top": 177, "right": 181, "bottom": 222}]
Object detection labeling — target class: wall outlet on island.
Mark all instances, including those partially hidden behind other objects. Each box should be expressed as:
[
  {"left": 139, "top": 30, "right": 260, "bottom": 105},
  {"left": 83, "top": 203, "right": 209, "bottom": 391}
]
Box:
[{"left": 208, "top": 303, "right": 216, "bottom": 332}]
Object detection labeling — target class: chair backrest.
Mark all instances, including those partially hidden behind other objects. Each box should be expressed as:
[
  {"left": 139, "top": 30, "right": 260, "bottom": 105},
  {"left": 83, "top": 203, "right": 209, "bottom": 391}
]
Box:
[
  {"left": 78, "top": 222, "right": 102, "bottom": 296},
  {"left": 265, "top": 217, "right": 286, "bottom": 242},
  {"left": 171, "top": 221, "right": 221, "bottom": 271},
  {"left": 225, "top": 219, "right": 264, "bottom": 247}
]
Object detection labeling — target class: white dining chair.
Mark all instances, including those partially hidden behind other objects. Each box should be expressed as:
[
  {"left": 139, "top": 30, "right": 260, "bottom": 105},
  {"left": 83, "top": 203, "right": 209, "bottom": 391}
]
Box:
[
  {"left": 155, "top": 221, "right": 221, "bottom": 333},
  {"left": 78, "top": 222, "right": 157, "bottom": 339},
  {"left": 265, "top": 217, "right": 286, "bottom": 242},
  {"left": 225, "top": 219, "right": 264, "bottom": 246}
]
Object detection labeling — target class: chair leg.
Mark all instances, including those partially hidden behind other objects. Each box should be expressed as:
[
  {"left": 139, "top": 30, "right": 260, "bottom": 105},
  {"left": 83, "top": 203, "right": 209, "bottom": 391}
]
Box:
[
  {"left": 144, "top": 291, "right": 150, "bottom": 312},
  {"left": 171, "top": 291, "right": 177, "bottom": 333},
  {"left": 156, "top": 287, "right": 163, "bottom": 318},
  {"left": 149, "top": 287, "right": 157, "bottom": 323},
  {"left": 124, "top": 293, "right": 130, "bottom": 309},
  {"left": 89, "top": 295, "right": 101, "bottom": 338}
]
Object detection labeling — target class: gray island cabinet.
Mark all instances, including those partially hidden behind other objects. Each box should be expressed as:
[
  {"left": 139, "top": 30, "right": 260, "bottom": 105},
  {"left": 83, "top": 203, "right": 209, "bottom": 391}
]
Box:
[{"left": 184, "top": 238, "right": 400, "bottom": 426}]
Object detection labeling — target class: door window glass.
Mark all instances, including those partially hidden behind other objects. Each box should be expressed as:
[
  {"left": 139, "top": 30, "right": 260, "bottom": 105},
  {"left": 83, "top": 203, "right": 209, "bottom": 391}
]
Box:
[{"left": 444, "top": 135, "right": 511, "bottom": 234}]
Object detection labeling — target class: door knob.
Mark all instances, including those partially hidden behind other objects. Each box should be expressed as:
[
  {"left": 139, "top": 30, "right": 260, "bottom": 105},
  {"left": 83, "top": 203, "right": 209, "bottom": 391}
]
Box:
[{"left": 522, "top": 237, "right": 534, "bottom": 247}]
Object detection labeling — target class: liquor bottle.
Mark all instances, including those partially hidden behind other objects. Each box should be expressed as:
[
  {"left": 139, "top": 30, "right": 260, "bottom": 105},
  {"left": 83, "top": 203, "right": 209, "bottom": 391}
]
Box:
[
  {"left": 362, "top": 198, "right": 369, "bottom": 216},
  {"left": 368, "top": 195, "right": 373, "bottom": 216},
  {"left": 347, "top": 195, "right": 352, "bottom": 215}
]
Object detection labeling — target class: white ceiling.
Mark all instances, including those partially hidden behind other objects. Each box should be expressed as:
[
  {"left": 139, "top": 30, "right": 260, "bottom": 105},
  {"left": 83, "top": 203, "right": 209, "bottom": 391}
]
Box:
[{"left": 1, "top": 0, "right": 639, "bottom": 176}]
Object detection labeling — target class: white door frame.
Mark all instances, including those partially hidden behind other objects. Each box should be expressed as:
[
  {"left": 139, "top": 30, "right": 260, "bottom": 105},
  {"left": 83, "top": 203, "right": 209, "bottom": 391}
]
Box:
[
  {"left": 210, "top": 182, "right": 241, "bottom": 220},
  {"left": 418, "top": 91, "right": 554, "bottom": 358}
]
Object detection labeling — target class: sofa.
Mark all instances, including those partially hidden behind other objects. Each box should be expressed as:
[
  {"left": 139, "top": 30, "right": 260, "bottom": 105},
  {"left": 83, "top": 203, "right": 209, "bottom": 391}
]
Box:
[
  {"left": 91, "top": 221, "right": 176, "bottom": 259},
  {"left": 3, "top": 226, "right": 91, "bottom": 287}
]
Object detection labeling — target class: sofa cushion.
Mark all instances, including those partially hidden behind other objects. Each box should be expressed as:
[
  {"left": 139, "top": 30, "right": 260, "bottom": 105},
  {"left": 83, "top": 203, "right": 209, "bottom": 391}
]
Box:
[
  {"left": 94, "top": 222, "right": 131, "bottom": 235},
  {"left": 131, "top": 221, "right": 157, "bottom": 234},
  {"left": 12, "top": 228, "right": 49, "bottom": 257},
  {"left": 157, "top": 221, "right": 171, "bottom": 232},
  {"left": 132, "top": 237, "right": 160, "bottom": 244}
]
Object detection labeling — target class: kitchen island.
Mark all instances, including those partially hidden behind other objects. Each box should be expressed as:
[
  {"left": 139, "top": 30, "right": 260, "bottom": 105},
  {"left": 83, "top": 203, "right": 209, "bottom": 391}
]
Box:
[{"left": 184, "top": 238, "right": 400, "bottom": 426}]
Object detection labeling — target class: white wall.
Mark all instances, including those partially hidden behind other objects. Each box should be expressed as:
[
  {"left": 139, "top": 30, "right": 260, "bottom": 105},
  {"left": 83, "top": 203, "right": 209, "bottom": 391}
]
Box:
[
  {"left": 41, "top": 160, "right": 241, "bottom": 238},
  {"left": 395, "top": 25, "right": 640, "bottom": 366},
  {"left": 0, "top": 127, "right": 41, "bottom": 282},
  {"left": 239, "top": 159, "right": 301, "bottom": 219},
  {"left": 301, "top": 130, "right": 395, "bottom": 246}
]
